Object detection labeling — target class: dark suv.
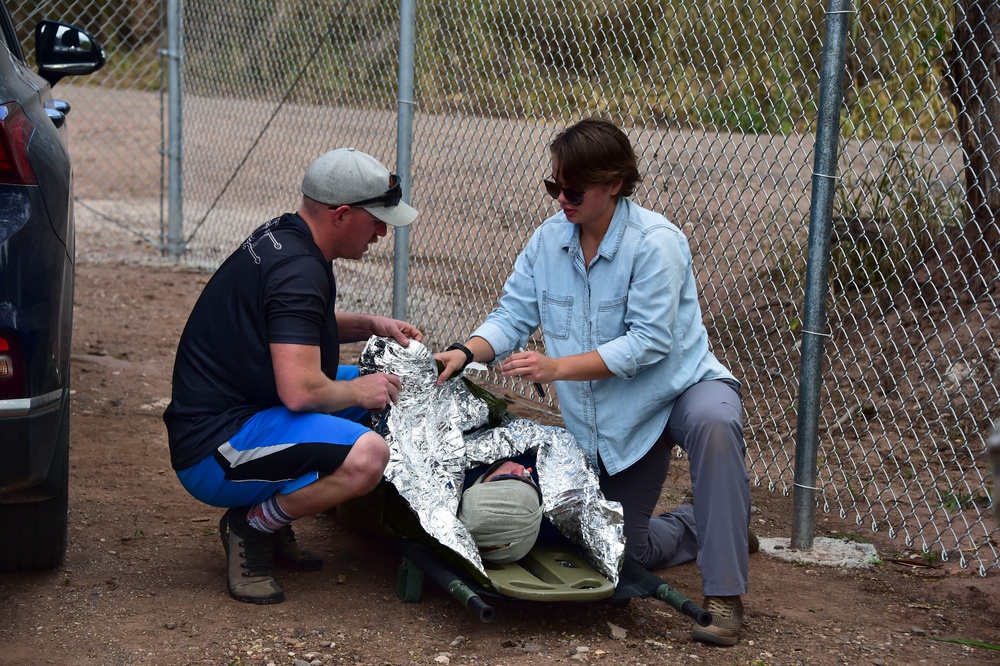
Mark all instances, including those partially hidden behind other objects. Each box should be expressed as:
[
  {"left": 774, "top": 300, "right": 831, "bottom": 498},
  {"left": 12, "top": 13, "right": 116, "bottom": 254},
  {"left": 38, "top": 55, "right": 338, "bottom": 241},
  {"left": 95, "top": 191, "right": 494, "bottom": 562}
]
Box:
[{"left": 0, "top": 7, "right": 104, "bottom": 571}]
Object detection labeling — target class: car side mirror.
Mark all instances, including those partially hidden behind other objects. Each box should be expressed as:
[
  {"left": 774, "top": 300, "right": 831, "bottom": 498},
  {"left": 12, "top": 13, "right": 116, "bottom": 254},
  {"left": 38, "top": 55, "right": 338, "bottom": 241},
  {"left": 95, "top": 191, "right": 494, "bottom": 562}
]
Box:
[{"left": 34, "top": 20, "right": 106, "bottom": 86}]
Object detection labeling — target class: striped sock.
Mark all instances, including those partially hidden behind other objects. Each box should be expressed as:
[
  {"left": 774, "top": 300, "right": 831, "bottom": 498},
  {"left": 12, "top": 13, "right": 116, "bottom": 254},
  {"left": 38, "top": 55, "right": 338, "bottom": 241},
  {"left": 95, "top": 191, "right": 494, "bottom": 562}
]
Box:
[{"left": 246, "top": 495, "right": 295, "bottom": 534}]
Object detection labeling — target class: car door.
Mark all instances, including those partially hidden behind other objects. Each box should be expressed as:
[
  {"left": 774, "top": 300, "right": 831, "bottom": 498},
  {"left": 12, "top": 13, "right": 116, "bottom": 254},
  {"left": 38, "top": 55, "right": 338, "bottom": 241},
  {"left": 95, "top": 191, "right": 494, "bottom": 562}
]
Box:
[{"left": 0, "top": 4, "right": 104, "bottom": 571}]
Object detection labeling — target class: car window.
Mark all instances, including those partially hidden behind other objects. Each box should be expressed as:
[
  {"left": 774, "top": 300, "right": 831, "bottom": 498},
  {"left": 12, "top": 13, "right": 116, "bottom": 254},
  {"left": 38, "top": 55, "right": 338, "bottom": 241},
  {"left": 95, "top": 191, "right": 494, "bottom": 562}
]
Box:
[{"left": 0, "top": 3, "right": 24, "bottom": 62}]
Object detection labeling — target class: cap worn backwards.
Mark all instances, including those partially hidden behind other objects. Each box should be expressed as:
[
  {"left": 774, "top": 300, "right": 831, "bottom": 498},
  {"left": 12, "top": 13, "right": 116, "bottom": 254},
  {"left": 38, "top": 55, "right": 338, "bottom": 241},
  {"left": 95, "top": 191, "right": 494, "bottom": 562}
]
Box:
[
  {"left": 458, "top": 466, "right": 543, "bottom": 564},
  {"left": 301, "top": 147, "right": 418, "bottom": 227}
]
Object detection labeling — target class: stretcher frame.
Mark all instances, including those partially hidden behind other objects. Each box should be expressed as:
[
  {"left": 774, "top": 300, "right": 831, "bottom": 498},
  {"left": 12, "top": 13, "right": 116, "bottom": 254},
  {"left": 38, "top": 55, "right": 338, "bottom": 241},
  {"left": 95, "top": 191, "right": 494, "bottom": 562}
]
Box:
[{"left": 339, "top": 480, "right": 711, "bottom": 625}]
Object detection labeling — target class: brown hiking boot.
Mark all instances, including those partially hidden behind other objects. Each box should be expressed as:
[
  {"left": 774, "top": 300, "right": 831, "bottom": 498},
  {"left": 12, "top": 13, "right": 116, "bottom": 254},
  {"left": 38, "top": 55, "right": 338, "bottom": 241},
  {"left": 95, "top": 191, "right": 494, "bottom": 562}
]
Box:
[
  {"left": 682, "top": 488, "right": 759, "bottom": 554},
  {"left": 272, "top": 524, "right": 323, "bottom": 571},
  {"left": 219, "top": 508, "right": 284, "bottom": 604},
  {"left": 691, "top": 595, "right": 744, "bottom": 646}
]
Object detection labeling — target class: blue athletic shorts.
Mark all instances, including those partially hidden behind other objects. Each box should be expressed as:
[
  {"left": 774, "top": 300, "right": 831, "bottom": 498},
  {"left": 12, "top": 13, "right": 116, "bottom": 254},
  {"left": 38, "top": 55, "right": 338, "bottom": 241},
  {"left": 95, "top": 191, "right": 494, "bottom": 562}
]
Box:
[{"left": 176, "top": 366, "right": 372, "bottom": 508}]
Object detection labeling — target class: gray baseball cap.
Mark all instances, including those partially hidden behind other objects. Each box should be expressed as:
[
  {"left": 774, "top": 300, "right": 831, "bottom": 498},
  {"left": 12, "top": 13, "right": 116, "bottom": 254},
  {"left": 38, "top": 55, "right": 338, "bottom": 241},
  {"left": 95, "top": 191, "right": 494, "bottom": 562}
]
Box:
[
  {"left": 458, "top": 465, "right": 543, "bottom": 564},
  {"left": 301, "top": 148, "right": 418, "bottom": 227}
]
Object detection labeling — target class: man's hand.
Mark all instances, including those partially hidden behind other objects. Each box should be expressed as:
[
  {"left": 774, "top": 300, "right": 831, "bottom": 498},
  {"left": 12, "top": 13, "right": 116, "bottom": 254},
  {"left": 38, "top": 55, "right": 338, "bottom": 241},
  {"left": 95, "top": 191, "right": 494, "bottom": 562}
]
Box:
[
  {"left": 370, "top": 316, "right": 423, "bottom": 346},
  {"left": 350, "top": 372, "right": 403, "bottom": 410},
  {"left": 272, "top": 342, "right": 403, "bottom": 413}
]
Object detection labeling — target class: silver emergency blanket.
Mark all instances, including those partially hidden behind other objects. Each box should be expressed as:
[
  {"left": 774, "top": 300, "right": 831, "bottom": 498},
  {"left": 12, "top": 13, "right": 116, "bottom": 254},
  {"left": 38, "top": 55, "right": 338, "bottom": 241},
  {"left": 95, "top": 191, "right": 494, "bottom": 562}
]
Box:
[{"left": 359, "top": 336, "right": 625, "bottom": 584}]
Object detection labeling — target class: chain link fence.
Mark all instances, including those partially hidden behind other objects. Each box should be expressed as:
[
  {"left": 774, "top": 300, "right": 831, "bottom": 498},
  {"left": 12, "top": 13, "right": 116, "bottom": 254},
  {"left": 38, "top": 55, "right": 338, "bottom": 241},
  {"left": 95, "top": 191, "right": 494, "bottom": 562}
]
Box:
[
  {"left": 16, "top": 0, "right": 999, "bottom": 575},
  {"left": 12, "top": 1, "right": 165, "bottom": 261}
]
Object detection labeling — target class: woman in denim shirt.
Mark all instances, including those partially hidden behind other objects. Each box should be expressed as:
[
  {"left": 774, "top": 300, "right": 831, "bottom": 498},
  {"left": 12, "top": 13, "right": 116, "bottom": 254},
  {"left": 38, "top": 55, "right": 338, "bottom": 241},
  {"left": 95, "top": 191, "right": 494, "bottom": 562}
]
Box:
[{"left": 435, "top": 118, "right": 751, "bottom": 646}]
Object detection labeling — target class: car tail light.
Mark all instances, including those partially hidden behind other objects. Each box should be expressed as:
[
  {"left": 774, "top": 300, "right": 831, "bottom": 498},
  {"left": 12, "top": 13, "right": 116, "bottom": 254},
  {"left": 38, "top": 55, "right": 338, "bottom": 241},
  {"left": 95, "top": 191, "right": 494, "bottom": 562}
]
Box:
[
  {"left": 0, "top": 334, "right": 25, "bottom": 399},
  {"left": 0, "top": 102, "right": 37, "bottom": 186}
]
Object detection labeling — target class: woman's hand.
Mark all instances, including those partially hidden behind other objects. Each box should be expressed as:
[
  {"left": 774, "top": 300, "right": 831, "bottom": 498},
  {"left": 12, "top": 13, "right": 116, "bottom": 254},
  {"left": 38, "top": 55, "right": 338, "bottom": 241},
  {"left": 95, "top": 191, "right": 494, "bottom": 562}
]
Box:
[
  {"left": 433, "top": 349, "right": 468, "bottom": 384},
  {"left": 500, "top": 349, "right": 557, "bottom": 384}
]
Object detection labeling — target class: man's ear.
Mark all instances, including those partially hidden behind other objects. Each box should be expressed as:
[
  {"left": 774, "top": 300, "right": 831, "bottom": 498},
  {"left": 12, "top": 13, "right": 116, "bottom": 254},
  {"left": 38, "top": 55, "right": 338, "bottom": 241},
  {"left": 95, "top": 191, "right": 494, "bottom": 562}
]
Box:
[{"left": 328, "top": 204, "right": 351, "bottom": 228}]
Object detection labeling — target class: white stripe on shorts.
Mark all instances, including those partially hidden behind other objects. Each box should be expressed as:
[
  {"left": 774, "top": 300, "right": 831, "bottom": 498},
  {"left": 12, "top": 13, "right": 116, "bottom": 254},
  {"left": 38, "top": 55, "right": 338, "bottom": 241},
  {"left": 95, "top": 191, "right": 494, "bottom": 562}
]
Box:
[{"left": 217, "top": 441, "right": 297, "bottom": 468}]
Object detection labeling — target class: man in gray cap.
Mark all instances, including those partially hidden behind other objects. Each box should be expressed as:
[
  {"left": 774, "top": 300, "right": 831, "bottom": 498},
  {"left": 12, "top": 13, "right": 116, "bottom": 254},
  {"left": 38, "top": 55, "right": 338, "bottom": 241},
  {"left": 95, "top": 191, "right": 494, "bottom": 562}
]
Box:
[
  {"left": 458, "top": 459, "right": 544, "bottom": 563},
  {"left": 164, "top": 148, "right": 421, "bottom": 604}
]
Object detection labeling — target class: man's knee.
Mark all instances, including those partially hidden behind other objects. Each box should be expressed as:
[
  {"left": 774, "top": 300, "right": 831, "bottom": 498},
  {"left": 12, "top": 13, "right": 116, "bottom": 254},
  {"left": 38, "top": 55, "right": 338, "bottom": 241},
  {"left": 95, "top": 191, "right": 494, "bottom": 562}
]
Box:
[{"left": 340, "top": 432, "right": 390, "bottom": 495}]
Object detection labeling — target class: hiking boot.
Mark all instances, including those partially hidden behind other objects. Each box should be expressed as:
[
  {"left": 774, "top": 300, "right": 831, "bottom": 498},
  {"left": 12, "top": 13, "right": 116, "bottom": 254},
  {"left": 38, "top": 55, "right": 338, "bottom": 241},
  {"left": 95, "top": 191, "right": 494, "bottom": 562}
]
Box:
[
  {"left": 691, "top": 595, "right": 744, "bottom": 646},
  {"left": 272, "top": 524, "right": 324, "bottom": 571},
  {"left": 219, "top": 508, "right": 284, "bottom": 604},
  {"left": 681, "top": 488, "right": 759, "bottom": 555}
]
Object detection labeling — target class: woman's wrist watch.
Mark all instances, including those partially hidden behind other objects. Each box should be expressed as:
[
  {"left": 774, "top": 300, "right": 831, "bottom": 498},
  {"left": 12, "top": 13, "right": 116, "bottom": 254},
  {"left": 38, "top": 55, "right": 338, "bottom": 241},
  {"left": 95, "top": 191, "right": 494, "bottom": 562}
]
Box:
[{"left": 446, "top": 342, "right": 475, "bottom": 371}]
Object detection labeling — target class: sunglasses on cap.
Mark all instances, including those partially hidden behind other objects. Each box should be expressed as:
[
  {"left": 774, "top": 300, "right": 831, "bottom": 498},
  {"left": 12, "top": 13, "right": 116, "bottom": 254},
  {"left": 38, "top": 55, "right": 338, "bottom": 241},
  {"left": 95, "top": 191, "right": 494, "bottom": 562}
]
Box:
[
  {"left": 543, "top": 179, "right": 590, "bottom": 206},
  {"left": 345, "top": 174, "right": 402, "bottom": 208},
  {"left": 487, "top": 472, "right": 543, "bottom": 503}
]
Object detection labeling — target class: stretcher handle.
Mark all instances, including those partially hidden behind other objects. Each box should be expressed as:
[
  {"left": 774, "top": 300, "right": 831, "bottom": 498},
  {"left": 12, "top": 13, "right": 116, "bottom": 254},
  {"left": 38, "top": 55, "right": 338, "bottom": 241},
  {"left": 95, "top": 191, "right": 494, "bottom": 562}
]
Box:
[
  {"left": 401, "top": 542, "right": 496, "bottom": 622},
  {"left": 445, "top": 579, "right": 496, "bottom": 622},
  {"left": 655, "top": 583, "right": 712, "bottom": 627}
]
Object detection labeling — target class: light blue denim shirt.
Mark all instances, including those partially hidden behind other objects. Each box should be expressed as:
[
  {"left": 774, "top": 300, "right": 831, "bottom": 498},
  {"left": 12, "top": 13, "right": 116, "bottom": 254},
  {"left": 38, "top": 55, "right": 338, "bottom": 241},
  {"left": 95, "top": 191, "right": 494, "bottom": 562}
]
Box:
[{"left": 472, "top": 197, "right": 735, "bottom": 474}]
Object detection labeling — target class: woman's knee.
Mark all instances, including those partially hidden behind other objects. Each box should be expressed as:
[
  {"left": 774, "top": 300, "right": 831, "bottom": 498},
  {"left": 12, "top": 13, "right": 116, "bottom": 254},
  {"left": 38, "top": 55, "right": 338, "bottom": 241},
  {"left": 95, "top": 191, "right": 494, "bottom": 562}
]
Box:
[{"left": 683, "top": 405, "right": 744, "bottom": 455}]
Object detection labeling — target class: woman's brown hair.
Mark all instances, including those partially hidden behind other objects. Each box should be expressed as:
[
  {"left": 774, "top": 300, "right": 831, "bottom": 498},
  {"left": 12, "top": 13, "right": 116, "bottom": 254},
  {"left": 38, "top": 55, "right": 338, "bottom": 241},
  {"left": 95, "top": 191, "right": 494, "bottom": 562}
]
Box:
[{"left": 549, "top": 118, "right": 641, "bottom": 198}]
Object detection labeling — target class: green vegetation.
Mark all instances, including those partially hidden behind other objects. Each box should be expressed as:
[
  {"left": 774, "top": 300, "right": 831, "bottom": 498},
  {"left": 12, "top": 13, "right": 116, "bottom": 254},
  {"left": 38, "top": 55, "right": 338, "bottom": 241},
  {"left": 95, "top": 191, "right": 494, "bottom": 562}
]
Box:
[
  {"left": 928, "top": 637, "right": 1000, "bottom": 651},
  {"left": 938, "top": 490, "right": 991, "bottom": 512},
  {"left": 766, "top": 143, "right": 963, "bottom": 310},
  {"left": 826, "top": 532, "right": 873, "bottom": 544},
  {"left": 12, "top": 0, "right": 163, "bottom": 90},
  {"left": 842, "top": 1, "right": 954, "bottom": 141},
  {"left": 918, "top": 550, "right": 939, "bottom": 565},
  {"left": 19, "top": 0, "right": 958, "bottom": 140},
  {"left": 828, "top": 144, "right": 962, "bottom": 300},
  {"left": 414, "top": 0, "right": 827, "bottom": 132}
]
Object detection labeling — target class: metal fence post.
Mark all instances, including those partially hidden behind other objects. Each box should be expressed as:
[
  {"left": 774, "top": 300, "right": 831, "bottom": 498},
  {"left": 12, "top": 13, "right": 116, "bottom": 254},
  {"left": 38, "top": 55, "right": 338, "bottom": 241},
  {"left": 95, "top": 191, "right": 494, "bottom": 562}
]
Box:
[
  {"left": 392, "top": 0, "right": 416, "bottom": 320},
  {"left": 790, "top": 0, "right": 854, "bottom": 550},
  {"left": 165, "top": 0, "right": 184, "bottom": 260}
]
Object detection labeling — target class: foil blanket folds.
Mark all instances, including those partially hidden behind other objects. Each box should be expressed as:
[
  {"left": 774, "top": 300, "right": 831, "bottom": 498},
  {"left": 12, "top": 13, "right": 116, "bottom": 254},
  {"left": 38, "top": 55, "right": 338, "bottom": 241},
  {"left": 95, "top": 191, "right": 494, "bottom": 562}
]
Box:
[{"left": 359, "top": 336, "right": 625, "bottom": 584}]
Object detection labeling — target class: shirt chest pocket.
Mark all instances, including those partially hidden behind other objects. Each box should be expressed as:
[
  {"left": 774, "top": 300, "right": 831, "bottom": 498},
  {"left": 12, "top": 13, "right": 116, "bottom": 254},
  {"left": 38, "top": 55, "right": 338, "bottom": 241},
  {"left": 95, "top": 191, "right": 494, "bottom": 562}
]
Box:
[
  {"left": 541, "top": 292, "right": 574, "bottom": 340},
  {"left": 596, "top": 296, "right": 627, "bottom": 344}
]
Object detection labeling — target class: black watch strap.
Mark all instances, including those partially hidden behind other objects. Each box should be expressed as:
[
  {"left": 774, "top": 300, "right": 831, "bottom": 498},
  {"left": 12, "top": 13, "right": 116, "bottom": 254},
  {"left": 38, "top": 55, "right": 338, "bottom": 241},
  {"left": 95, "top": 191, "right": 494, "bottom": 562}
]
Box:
[{"left": 446, "top": 342, "right": 475, "bottom": 371}]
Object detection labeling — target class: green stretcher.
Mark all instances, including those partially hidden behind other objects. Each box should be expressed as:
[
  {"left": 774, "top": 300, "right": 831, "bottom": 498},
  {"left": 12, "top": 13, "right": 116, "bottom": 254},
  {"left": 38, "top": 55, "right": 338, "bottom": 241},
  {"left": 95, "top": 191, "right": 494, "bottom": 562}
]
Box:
[{"left": 339, "top": 480, "right": 711, "bottom": 625}]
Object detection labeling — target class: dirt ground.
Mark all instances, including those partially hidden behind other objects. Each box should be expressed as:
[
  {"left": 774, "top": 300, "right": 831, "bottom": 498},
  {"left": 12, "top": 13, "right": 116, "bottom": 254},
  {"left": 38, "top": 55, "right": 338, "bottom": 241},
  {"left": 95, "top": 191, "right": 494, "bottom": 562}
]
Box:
[{"left": 1, "top": 260, "right": 999, "bottom": 666}]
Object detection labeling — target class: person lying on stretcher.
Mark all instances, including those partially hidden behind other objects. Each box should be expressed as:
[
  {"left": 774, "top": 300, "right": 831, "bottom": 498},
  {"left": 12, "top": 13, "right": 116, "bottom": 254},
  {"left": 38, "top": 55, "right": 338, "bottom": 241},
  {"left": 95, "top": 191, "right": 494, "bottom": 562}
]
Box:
[{"left": 458, "top": 457, "right": 543, "bottom": 564}]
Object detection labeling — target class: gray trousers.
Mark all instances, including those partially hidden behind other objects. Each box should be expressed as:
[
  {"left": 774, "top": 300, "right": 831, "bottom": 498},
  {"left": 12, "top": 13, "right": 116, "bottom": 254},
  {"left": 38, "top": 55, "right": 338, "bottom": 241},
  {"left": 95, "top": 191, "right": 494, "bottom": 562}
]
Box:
[{"left": 598, "top": 379, "right": 750, "bottom": 597}]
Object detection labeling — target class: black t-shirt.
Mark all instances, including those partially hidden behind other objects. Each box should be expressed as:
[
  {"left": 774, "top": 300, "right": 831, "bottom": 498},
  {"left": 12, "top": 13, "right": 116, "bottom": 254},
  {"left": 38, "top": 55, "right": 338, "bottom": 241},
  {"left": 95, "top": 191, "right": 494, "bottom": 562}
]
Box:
[{"left": 163, "top": 213, "right": 340, "bottom": 470}]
